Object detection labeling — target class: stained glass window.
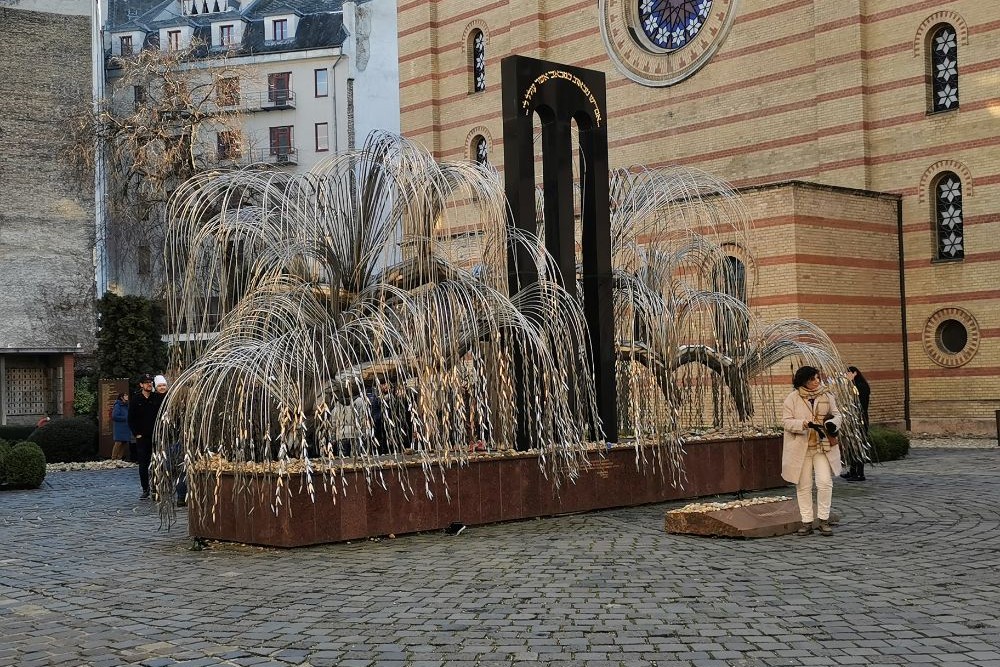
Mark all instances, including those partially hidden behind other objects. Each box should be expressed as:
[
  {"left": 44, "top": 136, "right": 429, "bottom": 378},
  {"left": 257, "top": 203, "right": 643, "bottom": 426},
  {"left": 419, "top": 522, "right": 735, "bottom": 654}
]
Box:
[
  {"left": 637, "top": 0, "right": 712, "bottom": 51},
  {"left": 935, "top": 172, "right": 964, "bottom": 260},
  {"left": 930, "top": 25, "right": 959, "bottom": 112},
  {"left": 474, "top": 135, "right": 488, "bottom": 165},
  {"left": 472, "top": 30, "right": 486, "bottom": 92}
]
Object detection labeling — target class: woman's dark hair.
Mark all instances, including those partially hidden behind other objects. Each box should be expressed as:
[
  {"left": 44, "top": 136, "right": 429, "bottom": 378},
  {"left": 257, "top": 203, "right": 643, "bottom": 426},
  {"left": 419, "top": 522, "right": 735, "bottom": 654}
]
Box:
[
  {"left": 117, "top": 392, "right": 128, "bottom": 402},
  {"left": 792, "top": 365, "right": 820, "bottom": 388},
  {"left": 847, "top": 366, "right": 870, "bottom": 391}
]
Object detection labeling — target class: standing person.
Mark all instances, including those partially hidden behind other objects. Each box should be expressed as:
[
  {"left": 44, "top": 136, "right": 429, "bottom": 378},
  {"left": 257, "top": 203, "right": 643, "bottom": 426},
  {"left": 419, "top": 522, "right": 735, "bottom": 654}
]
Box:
[
  {"left": 369, "top": 380, "right": 389, "bottom": 455},
  {"left": 332, "top": 397, "right": 359, "bottom": 457},
  {"left": 127, "top": 374, "right": 162, "bottom": 500},
  {"left": 153, "top": 375, "right": 187, "bottom": 506},
  {"left": 110, "top": 393, "right": 132, "bottom": 461},
  {"left": 782, "top": 366, "right": 843, "bottom": 537},
  {"left": 843, "top": 366, "right": 871, "bottom": 481}
]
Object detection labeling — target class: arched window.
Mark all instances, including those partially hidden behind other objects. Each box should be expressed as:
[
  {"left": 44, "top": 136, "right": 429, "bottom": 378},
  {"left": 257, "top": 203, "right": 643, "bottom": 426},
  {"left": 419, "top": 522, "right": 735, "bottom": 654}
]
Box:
[
  {"left": 929, "top": 24, "right": 959, "bottom": 112},
  {"left": 934, "top": 172, "right": 964, "bottom": 260},
  {"left": 472, "top": 135, "right": 488, "bottom": 165},
  {"left": 713, "top": 255, "right": 747, "bottom": 302},
  {"left": 470, "top": 29, "right": 486, "bottom": 93},
  {"left": 712, "top": 255, "right": 748, "bottom": 356}
]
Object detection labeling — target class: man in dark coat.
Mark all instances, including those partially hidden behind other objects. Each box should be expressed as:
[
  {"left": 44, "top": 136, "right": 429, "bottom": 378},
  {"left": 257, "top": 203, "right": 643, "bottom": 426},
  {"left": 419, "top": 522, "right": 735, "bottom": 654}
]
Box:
[{"left": 127, "top": 373, "right": 163, "bottom": 499}]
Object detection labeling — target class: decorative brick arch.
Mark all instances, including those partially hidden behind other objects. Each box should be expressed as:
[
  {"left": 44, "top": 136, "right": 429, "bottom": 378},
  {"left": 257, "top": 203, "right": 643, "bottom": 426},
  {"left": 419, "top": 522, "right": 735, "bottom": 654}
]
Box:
[
  {"left": 913, "top": 11, "right": 969, "bottom": 56},
  {"left": 461, "top": 20, "right": 490, "bottom": 53},
  {"left": 918, "top": 160, "right": 974, "bottom": 203},
  {"left": 465, "top": 126, "right": 492, "bottom": 160}
]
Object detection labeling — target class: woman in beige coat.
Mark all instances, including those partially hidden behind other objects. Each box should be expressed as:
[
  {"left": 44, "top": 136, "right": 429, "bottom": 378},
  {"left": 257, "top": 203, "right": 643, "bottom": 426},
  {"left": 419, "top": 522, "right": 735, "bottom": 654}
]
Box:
[{"left": 782, "top": 365, "right": 843, "bottom": 537}]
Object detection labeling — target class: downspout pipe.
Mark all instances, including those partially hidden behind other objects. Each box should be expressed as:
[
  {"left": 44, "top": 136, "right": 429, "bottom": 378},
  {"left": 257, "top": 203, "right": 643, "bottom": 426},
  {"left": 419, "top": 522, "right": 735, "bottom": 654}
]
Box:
[
  {"left": 896, "top": 197, "right": 911, "bottom": 431},
  {"left": 93, "top": 0, "right": 109, "bottom": 296},
  {"left": 330, "top": 53, "right": 345, "bottom": 153}
]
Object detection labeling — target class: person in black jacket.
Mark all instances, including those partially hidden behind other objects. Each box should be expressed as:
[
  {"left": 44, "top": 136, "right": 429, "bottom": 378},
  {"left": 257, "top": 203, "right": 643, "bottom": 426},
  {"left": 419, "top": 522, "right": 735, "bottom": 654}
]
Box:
[
  {"left": 842, "top": 366, "right": 871, "bottom": 481},
  {"left": 127, "top": 373, "right": 163, "bottom": 499}
]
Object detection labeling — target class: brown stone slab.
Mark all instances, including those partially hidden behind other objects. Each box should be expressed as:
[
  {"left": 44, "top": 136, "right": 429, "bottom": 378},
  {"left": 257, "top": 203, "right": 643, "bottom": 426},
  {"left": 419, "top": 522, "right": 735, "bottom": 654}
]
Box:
[{"left": 664, "top": 499, "right": 801, "bottom": 538}]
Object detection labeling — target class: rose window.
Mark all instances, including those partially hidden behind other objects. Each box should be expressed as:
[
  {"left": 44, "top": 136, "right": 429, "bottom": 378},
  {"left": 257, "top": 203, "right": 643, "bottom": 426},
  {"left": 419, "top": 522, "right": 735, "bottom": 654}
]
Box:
[{"left": 638, "top": 0, "right": 712, "bottom": 52}]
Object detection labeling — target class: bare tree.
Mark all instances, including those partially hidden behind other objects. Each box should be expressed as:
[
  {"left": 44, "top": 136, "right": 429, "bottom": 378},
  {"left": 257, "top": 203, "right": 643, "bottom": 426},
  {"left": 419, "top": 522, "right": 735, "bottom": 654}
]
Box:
[{"left": 69, "top": 41, "right": 255, "bottom": 296}]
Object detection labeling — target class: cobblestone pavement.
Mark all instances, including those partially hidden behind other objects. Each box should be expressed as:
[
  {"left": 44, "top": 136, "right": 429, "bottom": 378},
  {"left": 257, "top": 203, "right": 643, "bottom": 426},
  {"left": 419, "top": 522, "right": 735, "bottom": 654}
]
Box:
[{"left": 2, "top": 444, "right": 998, "bottom": 667}]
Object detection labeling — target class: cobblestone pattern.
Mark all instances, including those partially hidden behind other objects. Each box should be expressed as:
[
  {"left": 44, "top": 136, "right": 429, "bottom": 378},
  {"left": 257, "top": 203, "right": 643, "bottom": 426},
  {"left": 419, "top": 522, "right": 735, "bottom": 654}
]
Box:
[{"left": 1, "top": 446, "right": 998, "bottom": 667}]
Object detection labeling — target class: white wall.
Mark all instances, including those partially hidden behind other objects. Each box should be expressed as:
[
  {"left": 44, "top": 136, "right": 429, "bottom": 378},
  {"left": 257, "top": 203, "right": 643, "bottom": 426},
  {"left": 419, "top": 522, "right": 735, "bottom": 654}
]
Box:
[{"left": 345, "top": 0, "right": 401, "bottom": 144}]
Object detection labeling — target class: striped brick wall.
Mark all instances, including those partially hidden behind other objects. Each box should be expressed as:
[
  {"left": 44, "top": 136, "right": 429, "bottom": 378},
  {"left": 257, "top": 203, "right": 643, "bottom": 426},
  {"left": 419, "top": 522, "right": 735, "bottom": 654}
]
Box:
[{"left": 398, "top": 0, "right": 1000, "bottom": 435}]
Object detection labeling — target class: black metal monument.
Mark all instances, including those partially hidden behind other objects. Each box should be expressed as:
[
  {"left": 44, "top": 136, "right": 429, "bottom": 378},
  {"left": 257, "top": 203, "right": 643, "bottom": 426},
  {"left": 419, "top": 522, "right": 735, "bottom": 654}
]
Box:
[{"left": 501, "top": 55, "right": 618, "bottom": 445}]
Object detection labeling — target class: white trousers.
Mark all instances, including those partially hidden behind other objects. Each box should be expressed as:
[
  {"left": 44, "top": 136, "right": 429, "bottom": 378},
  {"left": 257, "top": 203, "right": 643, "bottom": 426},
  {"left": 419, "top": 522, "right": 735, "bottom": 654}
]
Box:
[{"left": 796, "top": 447, "right": 833, "bottom": 523}]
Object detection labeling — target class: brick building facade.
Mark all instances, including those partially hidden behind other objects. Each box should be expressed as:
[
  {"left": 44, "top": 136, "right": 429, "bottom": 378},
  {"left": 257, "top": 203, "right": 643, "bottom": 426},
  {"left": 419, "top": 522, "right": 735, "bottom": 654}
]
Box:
[
  {"left": 0, "top": 1, "right": 96, "bottom": 425},
  {"left": 397, "top": 0, "right": 999, "bottom": 435}
]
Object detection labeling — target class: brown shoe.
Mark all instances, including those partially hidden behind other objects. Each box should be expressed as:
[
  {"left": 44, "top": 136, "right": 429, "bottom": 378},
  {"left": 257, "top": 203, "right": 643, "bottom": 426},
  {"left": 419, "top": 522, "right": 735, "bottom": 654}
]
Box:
[
  {"left": 795, "top": 522, "right": 813, "bottom": 536},
  {"left": 817, "top": 520, "right": 833, "bottom": 537}
]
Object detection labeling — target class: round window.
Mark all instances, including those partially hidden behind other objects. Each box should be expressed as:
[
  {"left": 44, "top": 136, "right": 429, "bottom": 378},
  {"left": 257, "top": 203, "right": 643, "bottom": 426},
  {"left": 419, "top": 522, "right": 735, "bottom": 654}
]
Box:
[
  {"left": 922, "top": 307, "right": 980, "bottom": 367},
  {"left": 600, "top": 0, "right": 739, "bottom": 87},
  {"left": 936, "top": 319, "right": 968, "bottom": 354},
  {"left": 637, "top": 0, "right": 713, "bottom": 52}
]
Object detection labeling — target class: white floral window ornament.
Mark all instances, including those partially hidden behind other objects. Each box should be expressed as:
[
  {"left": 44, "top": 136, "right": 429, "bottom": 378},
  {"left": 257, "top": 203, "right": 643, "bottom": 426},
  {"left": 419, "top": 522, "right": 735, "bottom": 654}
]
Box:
[
  {"left": 930, "top": 25, "right": 959, "bottom": 112},
  {"left": 934, "top": 172, "right": 964, "bottom": 261},
  {"left": 472, "top": 30, "right": 486, "bottom": 93}
]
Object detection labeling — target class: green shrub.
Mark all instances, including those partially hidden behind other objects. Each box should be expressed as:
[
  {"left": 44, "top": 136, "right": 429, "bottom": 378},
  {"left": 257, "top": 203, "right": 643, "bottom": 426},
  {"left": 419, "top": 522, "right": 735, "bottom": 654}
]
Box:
[
  {"left": 4, "top": 441, "right": 46, "bottom": 489},
  {"left": 0, "top": 440, "right": 13, "bottom": 483},
  {"left": 869, "top": 426, "right": 910, "bottom": 462},
  {"left": 0, "top": 425, "right": 36, "bottom": 442},
  {"left": 27, "top": 417, "right": 99, "bottom": 463},
  {"left": 73, "top": 378, "right": 98, "bottom": 417}
]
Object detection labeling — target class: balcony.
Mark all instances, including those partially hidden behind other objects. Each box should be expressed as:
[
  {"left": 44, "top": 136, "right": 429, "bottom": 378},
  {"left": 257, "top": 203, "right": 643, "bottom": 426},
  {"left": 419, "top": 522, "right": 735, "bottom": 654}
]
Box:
[
  {"left": 260, "top": 88, "right": 295, "bottom": 111},
  {"left": 214, "top": 90, "right": 296, "bottom": 113},
  {"left": 252, "top": 146, "right": 298, "bottom": 166}
]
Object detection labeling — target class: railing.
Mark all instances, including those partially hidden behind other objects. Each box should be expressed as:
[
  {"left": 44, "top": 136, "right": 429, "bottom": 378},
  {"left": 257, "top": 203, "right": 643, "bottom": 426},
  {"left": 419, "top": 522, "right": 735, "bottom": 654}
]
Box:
[
  {"left": 212, "top": 146, "right": 298, "bottom": 167},
  {"left": 213, "top": 89, "right": 297, "bottom": 112},
  {"left": 251, "top": 146, "right": 298, "bottom": 166}
]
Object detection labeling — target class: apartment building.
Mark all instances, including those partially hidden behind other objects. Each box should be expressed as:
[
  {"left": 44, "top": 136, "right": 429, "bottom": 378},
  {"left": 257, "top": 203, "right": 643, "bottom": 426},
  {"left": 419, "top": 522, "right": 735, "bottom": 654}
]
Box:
[{"left": 102, "top": 0, "right": 400, "bottom": 292}]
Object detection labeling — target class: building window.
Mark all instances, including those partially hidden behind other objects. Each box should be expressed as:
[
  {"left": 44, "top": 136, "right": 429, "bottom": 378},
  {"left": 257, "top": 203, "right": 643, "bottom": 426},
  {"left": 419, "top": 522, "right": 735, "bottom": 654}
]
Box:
[
  {"left": 216, "top": 76, "right": 240, "bottom": 106},
  {"left": 133, "top": 85, "right": 146, "bottom": 108},
  {"left": 315, "top": 123, "right": 329, "bottom": 152},
  {"left": 929, "top": 24, "right": 959, "bottom": 112},
  {"left": 167, "top": 30, "right": 181, "bottom": 51},
  {"left": 273, "top": 18, "right": 288, "bottom": 41},
  {"left": 268, "top": 72, "right": 291, "bottom": 104},
  {"left": 934, "top": 172, "right": 964, "bottom": 260},
  {"left": 712, "top": 256, "right": 747, "bottom": 303},
  {"left": 219, "top": 24, "right": 234, "bottom": 47},
  {"left": 120, "top": 35, "right": 133, "bottom": 55},
  {"left": 269, "top": 125, "right": 293, "bottom": 155},
  {"left": 472, "top": 135, "right": 488, "bottom": 165},
  {"left": 314, "top": 69, "right": 328, "bottom": 97},
  {"left": 217, "top": 131, "right": 241, "bottom": 160},
  {"left": 470, "top": 29, "right": 486, "bottom": 93}
]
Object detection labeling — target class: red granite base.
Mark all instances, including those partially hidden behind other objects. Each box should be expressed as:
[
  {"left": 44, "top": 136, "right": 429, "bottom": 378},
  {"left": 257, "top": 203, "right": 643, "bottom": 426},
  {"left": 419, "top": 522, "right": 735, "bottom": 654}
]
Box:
[{"left": 188, "top": 435, "right": 785, "bottom": 547}]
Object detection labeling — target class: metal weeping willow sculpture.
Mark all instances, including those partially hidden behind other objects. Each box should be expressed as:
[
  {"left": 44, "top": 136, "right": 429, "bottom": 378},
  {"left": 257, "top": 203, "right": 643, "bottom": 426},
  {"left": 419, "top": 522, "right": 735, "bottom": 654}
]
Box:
[
  {"left": 152, "top": 130, "right": 868, "bottom": 527},
  {"left": 153, "top": 132, "right": 607, "bottom": 523},
  {"left": 151, "top": 57, "right": 868, "bottom": 530}
]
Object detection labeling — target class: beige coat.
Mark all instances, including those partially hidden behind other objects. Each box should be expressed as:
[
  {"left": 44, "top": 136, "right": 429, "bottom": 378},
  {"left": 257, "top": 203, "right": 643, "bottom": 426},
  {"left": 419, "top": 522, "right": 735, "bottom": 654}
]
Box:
[{"left": 781, "top": 389, "right": 844, "bottom": 483}]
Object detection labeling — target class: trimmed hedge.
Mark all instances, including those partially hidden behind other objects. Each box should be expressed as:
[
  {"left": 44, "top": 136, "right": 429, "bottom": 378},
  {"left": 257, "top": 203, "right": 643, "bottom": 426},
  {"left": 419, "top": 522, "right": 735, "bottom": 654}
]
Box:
[
  {"left": 0, "top": 440, "right": 13, "bottom": 482},
  {"left": 869, "top": 426, "right": 910, "bottom": 462},
  {"left": 3, "top": 441, "right": 46, "bottom": 489},
  {"left": 0, "top": 425, "right": 36, "bottom": 442},
  {"left": 27, "top": 417, "right": 99, "bottom": 463}
]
